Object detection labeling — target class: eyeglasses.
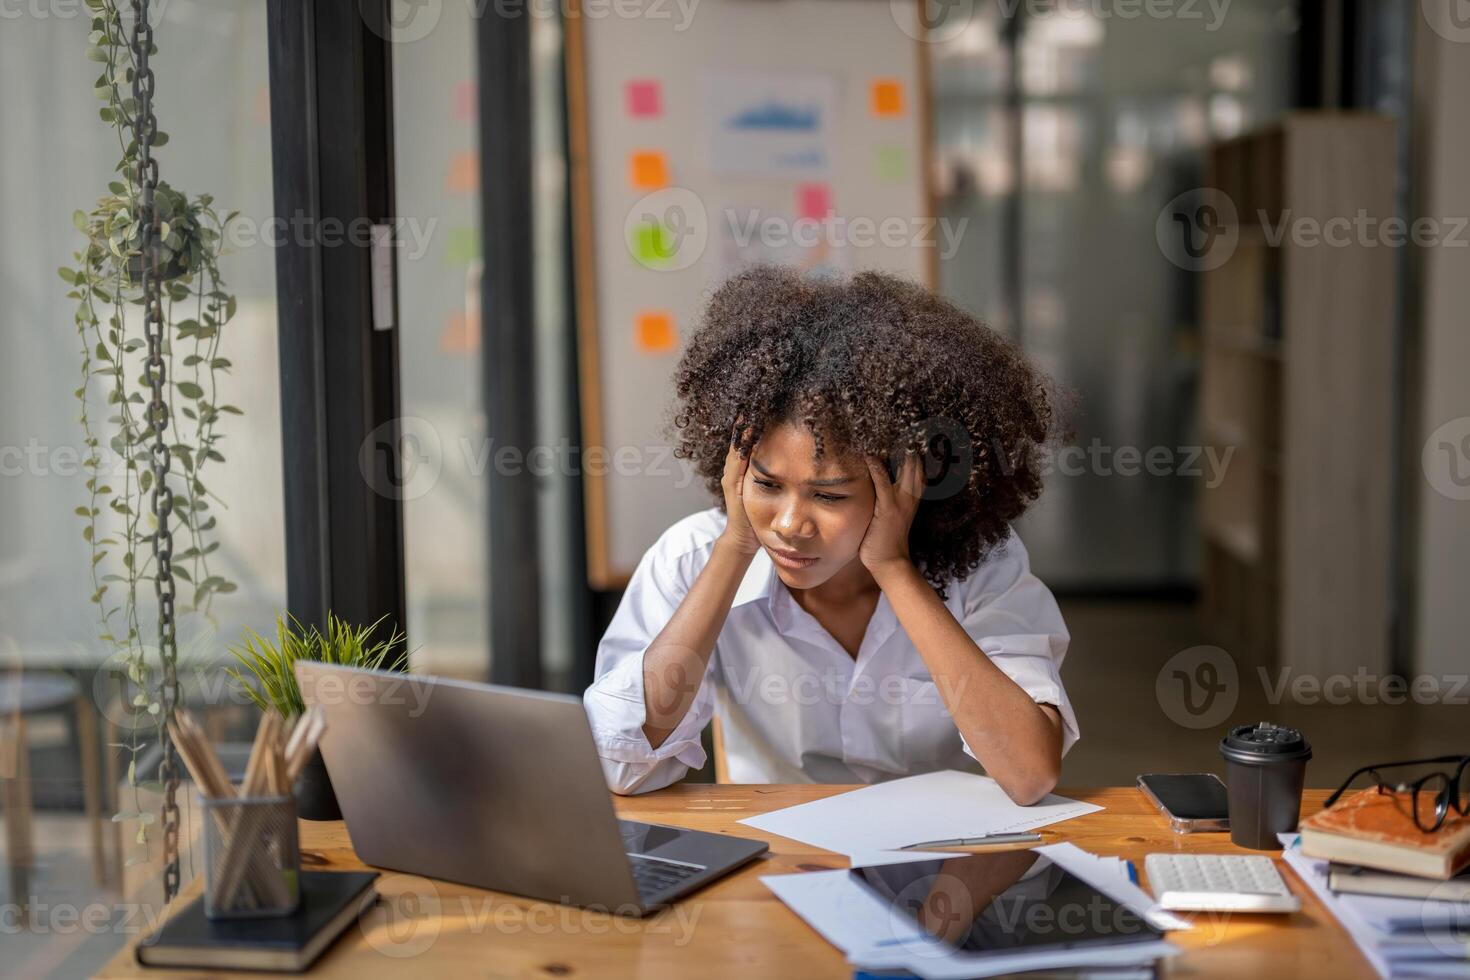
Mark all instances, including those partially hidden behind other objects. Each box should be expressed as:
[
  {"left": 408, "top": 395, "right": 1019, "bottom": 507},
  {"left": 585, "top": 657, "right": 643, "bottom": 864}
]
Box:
[{"left": 1324, "top": 756, "right": 1470, "bottom": 833}]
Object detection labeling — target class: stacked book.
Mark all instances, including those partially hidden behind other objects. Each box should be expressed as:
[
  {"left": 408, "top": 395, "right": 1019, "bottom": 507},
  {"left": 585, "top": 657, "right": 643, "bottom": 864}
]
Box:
[{"left": 1283, "top": 789, "right": 1470, "bottom": 979}]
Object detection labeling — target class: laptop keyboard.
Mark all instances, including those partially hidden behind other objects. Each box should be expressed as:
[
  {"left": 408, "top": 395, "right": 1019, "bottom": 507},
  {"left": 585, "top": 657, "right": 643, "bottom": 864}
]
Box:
[{"left": 627, "top": 853, "right": 704, "bottom": 899}]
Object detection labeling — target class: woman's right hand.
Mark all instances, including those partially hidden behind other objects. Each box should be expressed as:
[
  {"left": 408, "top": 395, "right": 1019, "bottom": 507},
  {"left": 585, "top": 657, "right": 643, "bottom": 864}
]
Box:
[{"left": 719, "top": 433, "right": 762, "bottom": 557}]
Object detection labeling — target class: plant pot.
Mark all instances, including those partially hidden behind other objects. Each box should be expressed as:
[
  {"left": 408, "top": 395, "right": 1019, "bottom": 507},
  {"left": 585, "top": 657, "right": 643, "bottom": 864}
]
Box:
[
  {"left": 125, "top": 246, "right": 190, "bottom": 284},
  {"left": 292, "top": 748, "right": 341, "bottom": 821}
]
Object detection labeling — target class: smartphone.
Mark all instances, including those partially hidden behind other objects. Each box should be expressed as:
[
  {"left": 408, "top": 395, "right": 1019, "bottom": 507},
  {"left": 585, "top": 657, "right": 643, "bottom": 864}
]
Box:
[{"left": 1137, "top": 773, "right": 1230, "bottom": 833}]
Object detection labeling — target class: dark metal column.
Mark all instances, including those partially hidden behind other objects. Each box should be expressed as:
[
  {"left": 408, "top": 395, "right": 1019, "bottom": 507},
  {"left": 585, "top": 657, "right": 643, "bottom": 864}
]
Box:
[
  {"left": 478, "top": 2, "right": 544, "bottom": 687},
  {"left": 265, "top": 0, "right": 407, "bottom": 653}
]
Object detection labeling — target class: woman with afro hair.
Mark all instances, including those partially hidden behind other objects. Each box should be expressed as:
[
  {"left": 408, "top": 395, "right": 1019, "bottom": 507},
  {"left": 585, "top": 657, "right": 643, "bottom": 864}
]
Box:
[{"left": 583, "top": 265, "right": 1077, "bottom": 804}]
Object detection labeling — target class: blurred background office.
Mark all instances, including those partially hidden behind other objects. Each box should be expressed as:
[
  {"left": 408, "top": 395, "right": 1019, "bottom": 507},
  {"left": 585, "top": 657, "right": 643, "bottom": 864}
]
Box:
[{"left": 1, "top": 0, "right": 1467, "bottom": 974}]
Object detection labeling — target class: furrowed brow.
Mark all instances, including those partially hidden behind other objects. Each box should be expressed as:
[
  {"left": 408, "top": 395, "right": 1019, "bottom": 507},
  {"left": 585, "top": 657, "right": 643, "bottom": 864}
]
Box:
[{"left": 750, "top": 456, "right": 855, "bottom": 487}]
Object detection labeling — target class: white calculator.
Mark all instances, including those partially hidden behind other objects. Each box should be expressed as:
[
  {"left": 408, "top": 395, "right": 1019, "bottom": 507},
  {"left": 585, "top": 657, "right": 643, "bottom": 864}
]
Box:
[{"left": 1144, "top": 853, "right": 1301, "bottom": 913}]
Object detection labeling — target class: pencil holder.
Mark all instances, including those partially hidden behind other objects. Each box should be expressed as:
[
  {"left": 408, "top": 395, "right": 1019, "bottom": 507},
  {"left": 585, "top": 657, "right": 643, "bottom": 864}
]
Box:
[{"left": 201, "top": 793, "right": 302, "bottom": 919}]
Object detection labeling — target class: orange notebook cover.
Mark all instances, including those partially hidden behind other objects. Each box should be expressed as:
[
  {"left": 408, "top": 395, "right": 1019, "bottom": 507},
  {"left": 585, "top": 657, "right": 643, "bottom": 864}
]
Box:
[{"left": 1300, "top": 788, "right": 1470, "bottom": 879}]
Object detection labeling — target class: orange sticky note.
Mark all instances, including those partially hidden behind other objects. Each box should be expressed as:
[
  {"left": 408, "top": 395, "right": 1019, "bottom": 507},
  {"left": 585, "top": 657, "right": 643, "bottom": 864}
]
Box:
[
  {"left": 630, "top": 151, "right": 668, "bottom": 189},
  {"left": 439, "top": 309, "right": 481, "bottom": 354},
  {"left": 870, "top": 79, "right": 904, "bottom": 117},
  {"left": 446, "top": 151, "right": 478, "bottom": 194},
  {"left": 635, "top": 312, "right": 676, "bottom": 353}
]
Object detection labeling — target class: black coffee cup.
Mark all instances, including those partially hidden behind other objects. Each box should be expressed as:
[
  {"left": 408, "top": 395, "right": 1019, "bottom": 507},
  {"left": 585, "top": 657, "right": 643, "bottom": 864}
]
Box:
[{"left": 1219, "top": 722, "right": 1312, "bottom": 850}]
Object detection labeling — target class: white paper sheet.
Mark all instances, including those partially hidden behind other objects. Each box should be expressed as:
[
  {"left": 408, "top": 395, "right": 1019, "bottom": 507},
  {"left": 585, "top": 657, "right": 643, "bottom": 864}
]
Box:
[
  {"left": 760, "top": 869, "right": 940, "bottom": 958},
  {"left": 704, "top": 71, "right": 837, "bottom": 179},
  {"left": 852, "top": 938, "right": 1181, "bottom": 980},
  {"left": 739, "top": 770, "right": 1104, "bottom": 861}
]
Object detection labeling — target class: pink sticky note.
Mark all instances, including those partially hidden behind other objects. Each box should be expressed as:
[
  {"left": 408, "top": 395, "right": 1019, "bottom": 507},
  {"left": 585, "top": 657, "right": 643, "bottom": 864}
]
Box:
[
  {"left": 626, "top": 79, "right": 662, "bottom": 119},
  {"left": 453, "top": 79, "right": 475, "bottom": 121},
  {"left": 797, "top": 183, "right": 832, "bottom": 220}
]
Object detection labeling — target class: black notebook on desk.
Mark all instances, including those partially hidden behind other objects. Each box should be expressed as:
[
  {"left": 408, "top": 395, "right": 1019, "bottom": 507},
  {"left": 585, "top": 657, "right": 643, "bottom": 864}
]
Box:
[{"left": 136, "top": 870, "right": 380, "bottom": 972}]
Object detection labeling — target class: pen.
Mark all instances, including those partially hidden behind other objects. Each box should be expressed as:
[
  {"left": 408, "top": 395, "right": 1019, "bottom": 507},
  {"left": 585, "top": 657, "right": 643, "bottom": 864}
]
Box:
[{"left": 898, "top": 831, "right": 1042, "bottom": 850}]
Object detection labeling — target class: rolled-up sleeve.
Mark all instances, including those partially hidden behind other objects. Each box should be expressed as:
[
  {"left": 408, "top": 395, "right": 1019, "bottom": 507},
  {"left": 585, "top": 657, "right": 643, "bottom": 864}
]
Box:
[
  {"left": 955, "top": 529, "right": 1080, "bottom": 758},
  {"left": 583, "top": 536, "right": 719, "bottom": 795}
]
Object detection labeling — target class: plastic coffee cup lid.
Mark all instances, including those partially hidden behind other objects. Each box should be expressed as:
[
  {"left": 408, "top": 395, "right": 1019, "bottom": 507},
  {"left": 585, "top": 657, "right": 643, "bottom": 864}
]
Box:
[{"left": 1219, "top": 721, "right": 1312, "bottom": 765}]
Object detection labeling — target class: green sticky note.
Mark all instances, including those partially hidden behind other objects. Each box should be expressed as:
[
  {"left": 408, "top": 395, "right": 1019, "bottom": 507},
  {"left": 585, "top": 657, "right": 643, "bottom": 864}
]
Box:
[
  {"left": 445, "top": 226, "right": 481, "bottom": 266},
  {"left": 631, "top": 218, "right": 675, "bottom": 267},
  {"left": 875, "top": 144, "right": 908, "bottom": 183}
]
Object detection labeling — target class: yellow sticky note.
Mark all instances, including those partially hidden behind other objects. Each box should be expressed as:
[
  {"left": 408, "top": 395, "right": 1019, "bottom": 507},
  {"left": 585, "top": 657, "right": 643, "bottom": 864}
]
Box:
[
  {"left": 875, "top": 143, "right": 908, "bottom": 182},
  {"left": 444, "top": 226, "right": 480, "bottom": 266},
  {"left": 870, "top": 79, "right": 904, "bottom": 117},
  {"left": 630, "top": 151, "right": 669, "bottom": 189},
  {"left": 635, "top": 312, "right": 676, "bottom": 353},
  {"left": 632, "top": 220, "right": 675, "bottom": 267}
]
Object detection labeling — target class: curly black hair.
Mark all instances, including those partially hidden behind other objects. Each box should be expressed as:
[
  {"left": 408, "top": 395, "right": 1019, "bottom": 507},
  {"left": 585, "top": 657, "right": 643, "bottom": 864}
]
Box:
[{"left": 670, "top": 264, "right": 1061, "bottom": 596}]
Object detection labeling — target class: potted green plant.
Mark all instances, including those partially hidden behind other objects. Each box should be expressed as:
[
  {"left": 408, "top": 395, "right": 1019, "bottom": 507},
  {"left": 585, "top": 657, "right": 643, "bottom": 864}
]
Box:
[{"left": 225, "top": 614, "right": 404, "bottom": 820}]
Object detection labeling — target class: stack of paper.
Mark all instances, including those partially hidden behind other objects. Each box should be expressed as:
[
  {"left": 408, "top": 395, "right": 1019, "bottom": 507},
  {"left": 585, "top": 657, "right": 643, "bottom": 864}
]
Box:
[
  {"left": 739, "top": 770, "right": 1104, "bottom": 865},
  {"left": 761, "top": 843, "right": 1185, "bottom": 980},
  {"left": 1281, "top": 835, "right": 1470, "bottom": 979}
]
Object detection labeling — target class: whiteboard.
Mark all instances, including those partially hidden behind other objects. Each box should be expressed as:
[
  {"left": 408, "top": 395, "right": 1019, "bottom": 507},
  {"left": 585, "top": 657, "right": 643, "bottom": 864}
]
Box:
[{"left": 567, "top": 0, "right": 934, "bottom": 587}]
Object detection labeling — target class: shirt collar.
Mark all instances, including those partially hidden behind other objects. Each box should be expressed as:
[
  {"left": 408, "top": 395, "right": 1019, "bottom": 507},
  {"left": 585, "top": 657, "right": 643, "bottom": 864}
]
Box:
[
  {"left": 729, "top": 550, "right": 904, "bottom": 656},
  {"left": 732, "top": 549, "right": 777, "bottom": 608},
  {"left": 730, "top": 551, "right": 807, "bottom": 639}
]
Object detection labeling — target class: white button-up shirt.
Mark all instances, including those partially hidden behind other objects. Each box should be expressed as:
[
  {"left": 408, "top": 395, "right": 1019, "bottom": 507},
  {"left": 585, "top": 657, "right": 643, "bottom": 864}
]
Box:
[{"left": 583, "top": 508, "right": 1078, "bottom": 794}]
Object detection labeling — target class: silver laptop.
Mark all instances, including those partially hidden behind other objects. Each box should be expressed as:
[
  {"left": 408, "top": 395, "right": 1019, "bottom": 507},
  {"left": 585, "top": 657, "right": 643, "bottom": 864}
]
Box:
[{"left": 294, "top": 662, "right": 768, "bottom": 915}]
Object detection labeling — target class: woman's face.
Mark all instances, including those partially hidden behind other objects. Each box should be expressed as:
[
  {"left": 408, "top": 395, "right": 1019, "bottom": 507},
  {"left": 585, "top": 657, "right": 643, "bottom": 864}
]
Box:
[{"left": 742, "top": 421, "right": 877, "bottom": 590}]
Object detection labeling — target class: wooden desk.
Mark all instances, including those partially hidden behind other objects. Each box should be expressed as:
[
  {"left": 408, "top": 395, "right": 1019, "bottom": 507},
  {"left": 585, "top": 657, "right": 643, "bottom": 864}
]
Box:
[{"left": 99, "top": 786, "right": 1374, "bottom": 978}]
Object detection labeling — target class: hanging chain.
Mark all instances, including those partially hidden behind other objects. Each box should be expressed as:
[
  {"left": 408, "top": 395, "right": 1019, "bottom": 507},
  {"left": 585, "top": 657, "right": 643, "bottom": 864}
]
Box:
[{"left": 130, "top": 0, "right": 182, "bottom": 905}]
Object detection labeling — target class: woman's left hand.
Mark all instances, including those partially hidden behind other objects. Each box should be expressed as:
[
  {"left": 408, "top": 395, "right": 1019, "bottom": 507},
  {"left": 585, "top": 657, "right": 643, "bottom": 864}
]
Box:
[{"left": 859, "top": 452, "right": 925, "bottom": 575}]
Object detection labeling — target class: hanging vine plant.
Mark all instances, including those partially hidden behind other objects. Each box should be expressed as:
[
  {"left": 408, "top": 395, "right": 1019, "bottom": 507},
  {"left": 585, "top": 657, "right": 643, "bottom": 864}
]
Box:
[{"left": 58, "top": 0, "right": 240, "bottom": 886}]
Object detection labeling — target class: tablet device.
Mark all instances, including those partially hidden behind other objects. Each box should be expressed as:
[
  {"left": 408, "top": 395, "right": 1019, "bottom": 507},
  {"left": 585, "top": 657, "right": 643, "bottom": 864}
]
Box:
[{"left": 849, "top": 850, "right": 1164, "bottom": 955}]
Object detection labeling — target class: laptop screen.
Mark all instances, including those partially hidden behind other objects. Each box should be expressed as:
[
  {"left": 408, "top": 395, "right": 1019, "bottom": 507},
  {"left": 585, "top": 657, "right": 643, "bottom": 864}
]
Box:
[{"left": 850, "top": 850, "right": 1162, "bottom": 954}]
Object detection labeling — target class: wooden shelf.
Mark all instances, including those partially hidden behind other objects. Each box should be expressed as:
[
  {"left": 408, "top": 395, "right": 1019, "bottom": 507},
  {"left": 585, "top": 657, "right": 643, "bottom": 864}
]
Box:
[{"left": 1199, "top": 114, "right": 1396, "bottom": 676}]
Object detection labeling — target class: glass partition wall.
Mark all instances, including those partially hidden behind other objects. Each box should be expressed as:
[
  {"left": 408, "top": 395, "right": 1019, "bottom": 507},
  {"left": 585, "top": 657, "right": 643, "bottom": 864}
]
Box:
[
  {"left": 1, "top": 3, "right": 284, "bottom": 974},
  {"left": 930, "top": 1, "right": 1300, "bottom": 588},
  {"left": 390, "top": 2, "right": 579, "bottom": 686}
]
